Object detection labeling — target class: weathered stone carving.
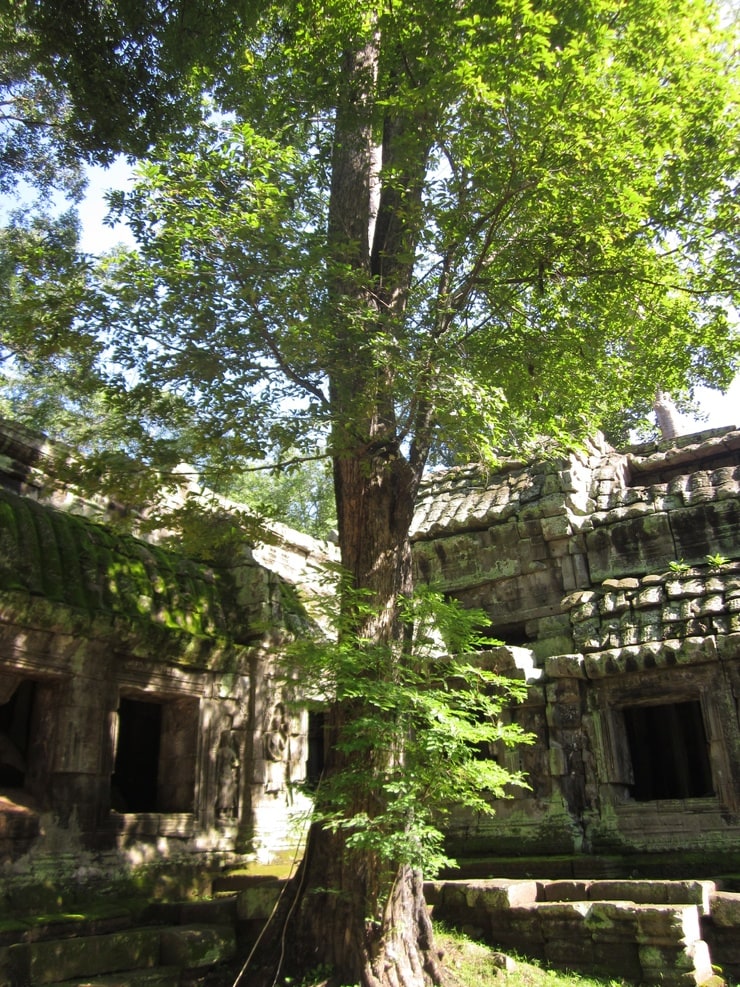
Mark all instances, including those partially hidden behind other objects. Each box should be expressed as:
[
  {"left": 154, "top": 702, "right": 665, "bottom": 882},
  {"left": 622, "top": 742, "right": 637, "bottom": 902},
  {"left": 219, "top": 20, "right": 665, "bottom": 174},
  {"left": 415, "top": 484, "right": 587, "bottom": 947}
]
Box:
[
  {"left": 263, "top": 703, "right": 290, "bottom": 795},
  {"left": 216, "top": 728, "right": 241, "bottom": 820}
]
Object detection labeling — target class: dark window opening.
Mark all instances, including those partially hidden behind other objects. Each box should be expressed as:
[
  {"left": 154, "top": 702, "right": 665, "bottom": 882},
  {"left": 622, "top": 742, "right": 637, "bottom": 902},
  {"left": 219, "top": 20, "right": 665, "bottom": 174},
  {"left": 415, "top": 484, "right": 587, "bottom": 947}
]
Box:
[
  {"left": 623, "top": 700, "right": 713, "bottom": 801},
  {"left": 112, "top": 695, "right": 197, "bottom": 814},
  {"left": 0, "top": 680, "right": 34, "bottom": 787},
  {"left": 480, "top": 621, "right": 531, "bottom": 648},
  {"left": 112, "top": 697, "right": 161, "bottom": 812},
  {"left": 306, "top": 711, "right": 326, "bottom": 789}
]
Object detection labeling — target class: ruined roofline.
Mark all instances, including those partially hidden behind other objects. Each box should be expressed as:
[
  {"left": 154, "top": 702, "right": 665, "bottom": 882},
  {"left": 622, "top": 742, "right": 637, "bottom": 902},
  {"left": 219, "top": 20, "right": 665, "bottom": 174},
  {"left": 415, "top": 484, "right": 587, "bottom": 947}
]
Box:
[
  {"left": 411, "top": 425, "right": 740, "bottom": 541},
  {"left": 0, "top": 484, "right": 259, "bottom": 665},
  {"left": 626, "top": 422, "right": 740, "bottom": 457},
  {"left": 0, "top": 415, "right": 70, "bottom": 494},
  {"left": 0, "top": 415, "right": 339, "bottom": 587},
  {"left": 625, "top": 425, "right": 740, "bottom": 486}
]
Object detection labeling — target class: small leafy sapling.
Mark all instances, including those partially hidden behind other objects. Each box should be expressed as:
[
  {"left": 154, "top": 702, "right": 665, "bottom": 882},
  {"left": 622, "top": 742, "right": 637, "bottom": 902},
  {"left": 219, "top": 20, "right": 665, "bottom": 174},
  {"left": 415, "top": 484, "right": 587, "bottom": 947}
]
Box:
[
  {"left": 668, "top": 559, "right": 691, "bottom": 574},
  {"left": 706, "top": 553, "right": 730, "bottom": 568},
  {"left": 279, "top": 581, "right": 534, "bottom": 877}
]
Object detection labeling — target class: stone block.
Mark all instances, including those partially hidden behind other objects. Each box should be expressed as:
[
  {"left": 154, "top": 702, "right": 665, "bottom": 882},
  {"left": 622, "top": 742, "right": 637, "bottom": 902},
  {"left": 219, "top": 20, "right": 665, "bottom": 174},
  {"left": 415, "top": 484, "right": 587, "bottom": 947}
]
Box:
[
  {"left": 638, "top": 621, "right": 663, "bottom": 644},
  {"left": 159, "top": 924, "right": 236, "bottom": 969},
  {"left": 548, "top": 746, "right": 568, "bottom": 775},
  {"left": 536, "top": 901, "right": 591, "bottom": 939},
  {"left": 665, "top": 578, "right": 706, "bottom": 599},
  {"left": 636, "top": 585, "right": 665, "bottom": 607},
  {"left": 696, "top": 594, "right": 725, "bottom": 616},
  {"left": 45, "top": 969, "right": 182, "bottom": 987},
  {"left": 671, "top": 501, "right": 740, "bottom": 563},
  {"left": 708, "top": 891, "right": 740, "bottom": 927},
  {"left": 178, "top": 899, "right": 238, "bottom": 927},
  {"left": 496, "top": 905, "right": 544, "bottom": 942},
  {"left": 585, "top": 901, "right": 638, "bottom": 942},
  {"left": 599, "top": 591, "right": 626, "bottom": 614},
  {"left": 617, "top": 621, "right": 640, "bottom": 646},
  {"left": 586, "top": 511, "right": 673, "bottom": 581},
  {"left": 520, "top": 494, "right": 569, "bottom": 520},
  {"left": 704, "top": 922, "right": 740, "bottom": 965},
  {"left": 540, "top": 514, "right": 572, "bottom": 541},
  {"left": 464, "top": 880, "right": 538, "bottom": 910},
  {"left": 634, "top": 904, "right": 701, "bottom": 945},
  {"left": 8, "top": 929, "right": 161, "bottom": 984},
  {"left": 543, "top": 653, "right": 586, "bottom": 679},
  {"left": 235, "top": 880, "right": 284, "bottom": 920},
  {"left": 538, "top": 612, "right": 572, "bottom": 637},
  {"left": 572, "top": 618, "right": 604, "bottom": 652},
  {"left": 638, "top": 939, "right": 713, "bottom": 986},
  {"left": 564, "top": 590, "right": 599, "bottom": 615},
  {"left": 543, "top": 936, "right": 595, "bottom": 970},
  {"left": 588, "top": 881, "right": 714, "bottom": 912},
  {"left": 590, "top": 939, "right": 643, "bottom": 981},
  {"left": 540, "top": 880, "right": 591, "bottom": 901},
  {"left": 518, "top": 536, "right": 549, "bottom": 564},
  {"left": 488, "top": 930, "right": 546, "bottom": 961}
]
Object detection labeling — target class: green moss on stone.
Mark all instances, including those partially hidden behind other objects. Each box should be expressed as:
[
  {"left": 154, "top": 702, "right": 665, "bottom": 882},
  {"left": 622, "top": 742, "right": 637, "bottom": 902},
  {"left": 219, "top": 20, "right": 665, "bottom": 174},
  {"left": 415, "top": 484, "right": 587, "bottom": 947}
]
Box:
[{"left": 0, "top": 488, "right": 258, "bottom": 665}]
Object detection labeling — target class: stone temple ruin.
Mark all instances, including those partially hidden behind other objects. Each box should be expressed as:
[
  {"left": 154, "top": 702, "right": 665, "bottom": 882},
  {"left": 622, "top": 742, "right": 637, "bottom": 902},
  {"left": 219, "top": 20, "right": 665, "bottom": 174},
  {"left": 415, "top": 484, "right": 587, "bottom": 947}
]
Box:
[
  {"left": 1, "top": 415, "right": 740, "bottom": 902},
  {"left": 412, "top": 428, "right": 740, "bottom": 870}
]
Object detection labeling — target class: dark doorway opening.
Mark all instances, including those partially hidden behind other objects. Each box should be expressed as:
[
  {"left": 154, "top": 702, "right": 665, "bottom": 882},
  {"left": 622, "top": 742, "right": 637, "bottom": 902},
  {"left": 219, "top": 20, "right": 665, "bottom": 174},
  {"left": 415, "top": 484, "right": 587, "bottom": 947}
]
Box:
[
  {"left": 306, "top": 711, "right": 326, "bottom": 789},
  {"left": 623, "top": 700, "right": 713, "bottom": 800},
  {"left": 112, "top": 697, "right": 162, "bottom": 812},
  {"left": 0, "top": 679, "right": 34, "bottom": 787}
]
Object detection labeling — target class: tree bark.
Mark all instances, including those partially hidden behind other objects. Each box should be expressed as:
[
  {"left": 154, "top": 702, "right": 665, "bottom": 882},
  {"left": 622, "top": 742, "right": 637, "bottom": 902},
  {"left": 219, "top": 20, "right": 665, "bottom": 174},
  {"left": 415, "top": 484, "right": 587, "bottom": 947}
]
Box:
[
  {"left": 244, "top": 450, "right": 442, "bottom": 987},
  {"left": 286, "top": 829, "right": 441, "bottom": 987}
]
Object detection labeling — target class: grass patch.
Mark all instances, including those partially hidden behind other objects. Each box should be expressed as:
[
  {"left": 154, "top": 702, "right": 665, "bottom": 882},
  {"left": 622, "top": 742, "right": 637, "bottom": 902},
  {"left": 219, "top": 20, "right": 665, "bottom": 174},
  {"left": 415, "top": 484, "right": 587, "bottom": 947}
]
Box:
[
  {"left": 434, "top": 925, "right": 630, "bottom": 987},
  {"left": 293, "top": 924, "right": 633, "bottom": 987}
]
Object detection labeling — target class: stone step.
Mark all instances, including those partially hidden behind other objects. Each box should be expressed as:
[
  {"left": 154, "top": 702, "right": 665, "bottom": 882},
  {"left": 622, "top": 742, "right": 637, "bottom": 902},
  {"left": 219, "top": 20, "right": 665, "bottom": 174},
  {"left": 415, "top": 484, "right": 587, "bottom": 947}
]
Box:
[
  {"left": 540, "top": 878, "right": 715, "bottom": 912},
  {"left": 211, "top": 872, "right": 287, "bottom": 894},
  {"left": 427, "top": 879, "right": 717, "bottom": 986},
  {"left": 426, "top": 877, "right": 715, "bottom": 911},
  {"left": 7, "top": 928, "right": 162, "bottom": 985},
  {"left": 45, "top": 967, "right": 182, "bottom": 987},
  {"left": 5, "top": 924, "right": 236, "bottom": 986},
  {"left": 143, "top": 896, "right": 238, "bottom": 928}
]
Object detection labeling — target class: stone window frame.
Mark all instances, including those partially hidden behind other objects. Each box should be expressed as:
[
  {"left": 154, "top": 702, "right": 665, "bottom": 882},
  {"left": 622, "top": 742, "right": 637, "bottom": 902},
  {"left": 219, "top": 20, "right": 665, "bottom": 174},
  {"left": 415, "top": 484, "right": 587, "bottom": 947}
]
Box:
[
  {"left": 111, "top": 680, "right": 203, "bottom": 830},
  {"left": 592, "top": 671, "right": 735, "bottom": 810}
]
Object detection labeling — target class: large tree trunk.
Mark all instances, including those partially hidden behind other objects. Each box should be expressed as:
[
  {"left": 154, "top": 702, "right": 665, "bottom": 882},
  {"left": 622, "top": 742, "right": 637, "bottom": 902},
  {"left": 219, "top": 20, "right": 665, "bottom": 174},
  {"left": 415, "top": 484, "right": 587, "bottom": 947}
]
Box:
[
  {"left": 283, "top": 451, "right": 441, "bottom": 986},
  {"left": 286, "top": 828, "right": 440, "bottom": 986}
]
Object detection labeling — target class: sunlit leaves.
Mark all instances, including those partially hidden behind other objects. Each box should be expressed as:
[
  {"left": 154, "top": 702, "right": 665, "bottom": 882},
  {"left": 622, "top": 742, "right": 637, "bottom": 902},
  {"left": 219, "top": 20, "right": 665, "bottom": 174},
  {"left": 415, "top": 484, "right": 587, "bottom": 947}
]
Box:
[{"left": 284, "top": 585, "right": 532, "bottom": 875}]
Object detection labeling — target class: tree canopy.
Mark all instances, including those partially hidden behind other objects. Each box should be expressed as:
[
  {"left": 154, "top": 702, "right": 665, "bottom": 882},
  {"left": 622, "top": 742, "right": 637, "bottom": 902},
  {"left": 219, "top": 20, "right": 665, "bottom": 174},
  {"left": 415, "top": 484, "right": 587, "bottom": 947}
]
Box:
[
  {"left": 87, "top": 0, "right": 737, "bottom": 478},
  {"left": 1, "top": 1, "right": 738, "bottom": 984}
]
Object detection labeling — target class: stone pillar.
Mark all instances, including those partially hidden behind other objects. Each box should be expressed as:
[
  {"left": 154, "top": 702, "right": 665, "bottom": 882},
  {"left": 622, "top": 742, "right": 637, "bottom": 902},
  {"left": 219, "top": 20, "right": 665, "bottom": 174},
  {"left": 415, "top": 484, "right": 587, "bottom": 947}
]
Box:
[{"left": 47, "top": 646, "right": 112, "bottom": 831}]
